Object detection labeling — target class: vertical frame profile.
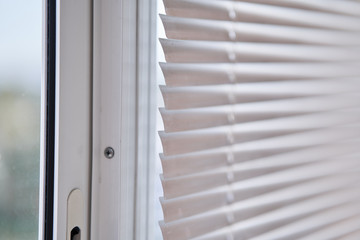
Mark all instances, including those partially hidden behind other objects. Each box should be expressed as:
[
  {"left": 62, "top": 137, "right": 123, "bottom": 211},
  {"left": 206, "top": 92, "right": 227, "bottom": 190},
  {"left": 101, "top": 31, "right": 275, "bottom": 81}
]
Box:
[
  {"left": 40, "top": 0, "right": 93, "bottom": 239},
  {"left": 53, "top": 0, "right": 92, "bottom": 239},
  {"left": 135, "top": 0, "right": 158, "bottom": 238},
  {"left": 91, "top": 0, "right": 157, "bottom": 239},
  {"left": 91, "top": 0, "right": 137, "bottom": 238}
]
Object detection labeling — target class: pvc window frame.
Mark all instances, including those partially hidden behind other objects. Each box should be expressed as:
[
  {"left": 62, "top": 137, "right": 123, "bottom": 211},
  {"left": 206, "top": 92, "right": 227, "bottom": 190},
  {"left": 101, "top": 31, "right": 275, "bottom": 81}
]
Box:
[{"left": 39, "top": 0, "right": 157, "bottom": 239}]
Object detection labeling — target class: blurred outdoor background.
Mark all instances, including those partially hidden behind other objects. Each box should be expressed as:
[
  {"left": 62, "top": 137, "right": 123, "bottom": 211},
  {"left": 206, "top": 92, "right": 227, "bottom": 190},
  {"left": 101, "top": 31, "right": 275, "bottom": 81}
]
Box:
[{"left": 0, "top": 0, "right": 41, "bottom": 239}]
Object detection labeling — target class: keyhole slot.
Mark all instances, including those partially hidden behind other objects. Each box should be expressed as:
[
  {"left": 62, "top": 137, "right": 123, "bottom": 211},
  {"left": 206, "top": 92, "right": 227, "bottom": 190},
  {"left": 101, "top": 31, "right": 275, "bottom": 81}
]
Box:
[{"left": 71, "top": 226, "right": 81, "bottom": 240}]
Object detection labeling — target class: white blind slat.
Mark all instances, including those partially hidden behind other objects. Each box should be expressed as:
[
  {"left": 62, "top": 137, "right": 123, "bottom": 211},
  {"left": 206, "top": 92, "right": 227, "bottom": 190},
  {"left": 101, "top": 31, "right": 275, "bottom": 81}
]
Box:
[
  {"left": 161, "top": 14, "right": 360, "bottom": 45},
  {"left": 233, "top": 0, "right": 360, "bottom": 16},
  {"left": 160, "top": 115, "right": 360, "bottom": 156},
  {"left": 331, "top": 229, "right": 360, "bottom": 240},
  {"left": 160, "top": 62, "right": 360, "bottom": 86},
  {"left": 298, "top": 215, "right": 360, "bottom": 240},
  {"left": 161, "top": 154, "right": 360, "bottom": 199},
  {"left": 163, "top": 0, "right": 360, "bottom": 30},
  {"left": 161, "top": 86, "right": 360, "bottom": 110},
  {"left": 248, "top": 205, "right": 360, "bottom": 240},
  {"left": 161, "top": 138, "right": 360, "bottom": 178},
  {"left": 161, "top": 38, "right": 360, "bottom": 63}
]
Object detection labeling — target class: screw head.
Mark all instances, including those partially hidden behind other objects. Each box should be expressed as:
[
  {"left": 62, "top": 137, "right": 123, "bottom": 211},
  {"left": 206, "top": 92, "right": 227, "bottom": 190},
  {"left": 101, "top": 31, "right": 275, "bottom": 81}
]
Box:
[{"left": 104, "top": 147, "right": 115, "bottom": 159}]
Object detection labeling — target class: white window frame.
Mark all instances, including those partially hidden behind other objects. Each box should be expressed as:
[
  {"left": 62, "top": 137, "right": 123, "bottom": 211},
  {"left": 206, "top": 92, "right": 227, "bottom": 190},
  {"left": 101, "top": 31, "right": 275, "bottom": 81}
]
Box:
[{"left": 39, "top": 0, "right": 157, "bottom": 239}]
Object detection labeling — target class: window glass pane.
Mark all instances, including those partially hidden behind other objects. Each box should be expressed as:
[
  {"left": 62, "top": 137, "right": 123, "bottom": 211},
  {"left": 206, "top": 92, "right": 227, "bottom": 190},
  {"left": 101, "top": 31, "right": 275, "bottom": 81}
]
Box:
[{"left": 0, "top": 0, "right": 41, "bottom": 239}]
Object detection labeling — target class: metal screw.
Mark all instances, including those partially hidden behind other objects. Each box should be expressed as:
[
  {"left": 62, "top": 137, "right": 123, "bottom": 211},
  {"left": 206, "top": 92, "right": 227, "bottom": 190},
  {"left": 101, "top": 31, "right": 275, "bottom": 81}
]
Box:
[{"left": 104, "top": 147, "right": 115, "bottom": 159}]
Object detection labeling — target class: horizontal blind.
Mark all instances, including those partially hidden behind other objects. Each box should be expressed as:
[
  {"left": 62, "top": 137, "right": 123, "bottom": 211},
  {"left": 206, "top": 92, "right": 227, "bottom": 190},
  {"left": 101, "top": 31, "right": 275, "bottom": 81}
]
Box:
[{"left": 158, "top": 0, "right": 360, "bottom": 239}]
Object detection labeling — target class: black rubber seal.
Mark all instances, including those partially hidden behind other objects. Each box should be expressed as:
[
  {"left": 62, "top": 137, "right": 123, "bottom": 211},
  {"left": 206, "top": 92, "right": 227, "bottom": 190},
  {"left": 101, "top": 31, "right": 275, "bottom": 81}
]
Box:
[{"left": 44, "top": 0, "right": 56, "bottom": 239}]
